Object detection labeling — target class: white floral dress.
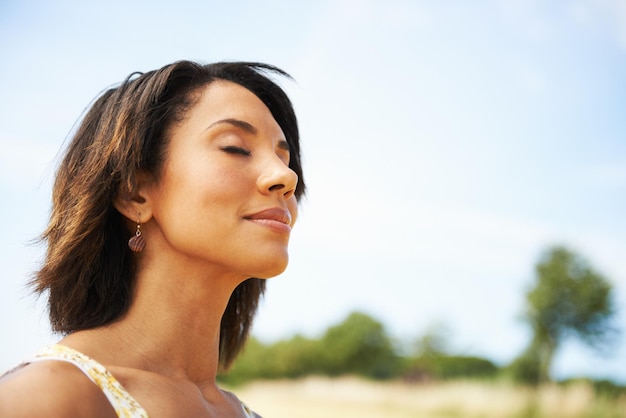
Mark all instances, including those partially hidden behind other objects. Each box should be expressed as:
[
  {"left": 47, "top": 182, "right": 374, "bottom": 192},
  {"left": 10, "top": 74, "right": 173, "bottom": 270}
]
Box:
[{"left": 19, "top": 344, "right": 258, "bottom": 417}]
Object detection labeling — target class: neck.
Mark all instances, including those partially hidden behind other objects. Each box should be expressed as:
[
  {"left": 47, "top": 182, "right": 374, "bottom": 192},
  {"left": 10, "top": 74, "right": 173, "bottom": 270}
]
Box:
[{"left": 63, "top": 256, "right": 247, "bottom": 386}]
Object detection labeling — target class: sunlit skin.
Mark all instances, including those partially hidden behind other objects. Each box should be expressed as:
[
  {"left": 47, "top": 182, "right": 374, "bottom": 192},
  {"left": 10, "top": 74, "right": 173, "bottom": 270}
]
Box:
[
  {"left": 132, "top": 80, "right": 298, "bottom": 284},
  {"left": 0, "top": 81, "right": 298, "bottom": 417}
]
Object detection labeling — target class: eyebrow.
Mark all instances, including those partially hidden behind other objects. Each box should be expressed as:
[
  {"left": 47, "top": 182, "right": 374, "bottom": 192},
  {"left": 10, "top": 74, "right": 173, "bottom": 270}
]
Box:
[
  {"left": 206, "top": 118, "right": 258, "bottom": 134},
  {"left": 208, "top": 118, "right": 290, "bottom": 152}
]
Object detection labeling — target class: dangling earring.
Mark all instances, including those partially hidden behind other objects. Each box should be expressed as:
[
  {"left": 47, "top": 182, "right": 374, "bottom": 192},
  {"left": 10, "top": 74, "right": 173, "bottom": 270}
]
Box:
[{"left": 128, "top": 221, "right": 146, "bottom": 252}]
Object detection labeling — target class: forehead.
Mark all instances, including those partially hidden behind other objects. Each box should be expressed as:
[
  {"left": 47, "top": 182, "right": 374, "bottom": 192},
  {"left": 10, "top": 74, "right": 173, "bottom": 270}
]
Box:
[{"left": 186, "top": 80, "right": 282, "bottom": 135}]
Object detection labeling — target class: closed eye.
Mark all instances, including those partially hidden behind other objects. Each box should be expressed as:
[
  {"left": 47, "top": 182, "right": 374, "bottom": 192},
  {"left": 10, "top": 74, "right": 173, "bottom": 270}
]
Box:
[
  {"left": 277, "top": 140, "right": 291, "bottom": 164},
  {"left": 221, "top": 146, "right": 251, "bottom": 156}
]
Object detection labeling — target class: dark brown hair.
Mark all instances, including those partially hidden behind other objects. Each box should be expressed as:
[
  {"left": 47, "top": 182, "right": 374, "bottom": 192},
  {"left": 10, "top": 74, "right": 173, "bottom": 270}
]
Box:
[{"left": 32, "top": 60, "right": 305, "bottom": 367}]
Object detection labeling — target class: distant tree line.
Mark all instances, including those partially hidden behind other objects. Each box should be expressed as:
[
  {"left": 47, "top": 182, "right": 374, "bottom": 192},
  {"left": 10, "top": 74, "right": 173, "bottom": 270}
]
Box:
[
  {"left": 219, "top": 310, "right": 499, "bottom": 385},
  {"left": 219, "top": 246, "right": 621, "bottom": 395}
]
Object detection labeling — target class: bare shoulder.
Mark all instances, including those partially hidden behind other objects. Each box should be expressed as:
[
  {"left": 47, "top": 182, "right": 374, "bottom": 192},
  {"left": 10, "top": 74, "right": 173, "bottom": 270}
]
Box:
[
  {"left": 221, "top": 388, "right": 262, "bottom": 418},
  {"left": 0, "top": 360, "right": 116, "bottom": 418}
]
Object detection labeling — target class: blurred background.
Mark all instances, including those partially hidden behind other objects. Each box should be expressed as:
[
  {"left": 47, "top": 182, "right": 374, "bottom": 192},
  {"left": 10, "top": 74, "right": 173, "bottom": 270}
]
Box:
[{"left": 1, "top": 1, "right": 625, "bottom": 414}]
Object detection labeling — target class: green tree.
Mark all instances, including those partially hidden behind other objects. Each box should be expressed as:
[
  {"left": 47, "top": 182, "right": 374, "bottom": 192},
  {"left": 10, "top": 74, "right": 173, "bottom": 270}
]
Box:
[
  {"left": 221, "top": 334, "right": 323, "bottom": 384},
  {"left": 320, "top": 311, "right": 400, "bottom": 379},
  {"left": 510, "top": 246, "right": 617, "bottom": 384},
  {"left": 407, "top": 323, "right": 498, "bottom": 381},
  {"left": 413, "top": 321, "right": 451, "bottom": 357}
]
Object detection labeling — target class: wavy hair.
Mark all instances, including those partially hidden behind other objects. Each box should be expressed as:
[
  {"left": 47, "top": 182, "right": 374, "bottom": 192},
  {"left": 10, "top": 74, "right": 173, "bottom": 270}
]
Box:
[{"left": 32, "top": 60, "right": 305, "bottom": 367}]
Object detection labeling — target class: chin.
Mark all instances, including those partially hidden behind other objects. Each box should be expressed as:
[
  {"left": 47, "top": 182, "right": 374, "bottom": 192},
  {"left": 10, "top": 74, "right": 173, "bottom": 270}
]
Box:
[{"left": 252, "top": 258, "right": 289, "bottom": 279}]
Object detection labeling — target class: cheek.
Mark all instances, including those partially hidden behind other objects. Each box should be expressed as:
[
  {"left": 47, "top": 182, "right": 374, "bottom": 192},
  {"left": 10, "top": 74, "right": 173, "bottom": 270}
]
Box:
[
  {"left": 288, "top": 197, "right": 299, "bottom": 227},
  {"left": 212, "top": 165, "right": 250, "bottom": 188},
  {"left": 169, "top": 156, "right": 248, "bottom": 203}
]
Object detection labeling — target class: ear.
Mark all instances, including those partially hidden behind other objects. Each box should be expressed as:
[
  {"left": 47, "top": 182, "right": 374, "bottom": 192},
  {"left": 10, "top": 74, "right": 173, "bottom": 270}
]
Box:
[{"left": 113, "top": 170, "right": 155, "bottom": 223}]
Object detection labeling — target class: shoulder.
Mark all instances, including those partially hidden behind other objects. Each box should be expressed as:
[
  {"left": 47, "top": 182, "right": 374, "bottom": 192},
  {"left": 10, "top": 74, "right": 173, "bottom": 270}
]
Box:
[
  {"left": 0, "top": 360, "right": 116, "bottom": 418},
  {"left": 221, "top": 389, "right": 262, "bottom": 418}
]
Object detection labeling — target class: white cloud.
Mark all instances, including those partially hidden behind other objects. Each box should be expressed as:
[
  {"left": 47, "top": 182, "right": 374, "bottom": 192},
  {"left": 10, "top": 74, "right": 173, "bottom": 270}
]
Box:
[
  {"left": 569, "top": 0, "right": 626, "bottom": 49},
  {"left": 493, "top": 0, "right": 557, "bottom": 42},
  {"left": 568, "top": 1, "right": 594, "bottom": 25},
  {"left": 594, "top": 0, "right": 626, "bottom": 48},
  {"left": 584, "top": 161, "right": 626, "bottom": 188},
  {"left": 614, "top": 1, "right": 626, "bottom": 48},
  {"left": 298, "top": 160, "right": 555, "bottom": 274}
]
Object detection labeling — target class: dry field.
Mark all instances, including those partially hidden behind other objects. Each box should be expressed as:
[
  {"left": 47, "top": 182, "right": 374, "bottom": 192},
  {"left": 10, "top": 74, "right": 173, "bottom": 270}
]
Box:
[{"left": 234, "top": 377, "right": 626, "bottom": 418}]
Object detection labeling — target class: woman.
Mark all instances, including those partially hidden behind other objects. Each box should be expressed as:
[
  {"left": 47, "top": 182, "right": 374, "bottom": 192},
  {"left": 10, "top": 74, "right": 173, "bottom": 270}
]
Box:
[{"left": 0, "top": 60, "right": 305, "bottom": 417}]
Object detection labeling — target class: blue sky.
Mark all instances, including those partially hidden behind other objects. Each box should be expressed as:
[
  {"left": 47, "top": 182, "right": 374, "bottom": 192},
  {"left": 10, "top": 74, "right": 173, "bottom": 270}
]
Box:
[{"left": 1, "top": 0, "right": 625, "bottom": 382}]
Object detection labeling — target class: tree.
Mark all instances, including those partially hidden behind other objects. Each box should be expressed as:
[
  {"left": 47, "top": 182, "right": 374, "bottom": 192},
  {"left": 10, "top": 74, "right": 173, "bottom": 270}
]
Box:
[
  {"left": 320, "top": 311, "right": 400, "bottom": 379},
  {"left": 510, "top": 246, "right": 617, "bottom": 384},
  {"left": 407, "top": 323, "right": 497, "bottom": 381},
  {"left": 413, "top": 321, "right": 451, "bottom": 358}
]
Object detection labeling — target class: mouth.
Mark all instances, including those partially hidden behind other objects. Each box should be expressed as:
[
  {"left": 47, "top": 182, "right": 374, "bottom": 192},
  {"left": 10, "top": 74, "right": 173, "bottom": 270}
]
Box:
[{"left": 243, "top": 207, "right": 292, "bottom": 232}]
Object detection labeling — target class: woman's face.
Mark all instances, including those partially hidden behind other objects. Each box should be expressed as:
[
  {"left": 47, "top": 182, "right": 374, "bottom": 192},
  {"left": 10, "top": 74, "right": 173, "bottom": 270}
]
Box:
[{"left": 145, "top": 80, "right": 298, "bottom": 280}]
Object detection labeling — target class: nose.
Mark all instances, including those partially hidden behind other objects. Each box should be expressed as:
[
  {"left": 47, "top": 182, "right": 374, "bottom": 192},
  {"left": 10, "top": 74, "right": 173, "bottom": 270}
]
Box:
[{"left": 257, "top": 156, "right": 298, "bottom": 200}]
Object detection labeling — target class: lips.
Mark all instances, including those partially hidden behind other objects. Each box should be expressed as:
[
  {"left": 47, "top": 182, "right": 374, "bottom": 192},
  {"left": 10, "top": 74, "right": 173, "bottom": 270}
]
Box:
[{"left": 244, "top": 207, "right": 292, "bottom": 231}]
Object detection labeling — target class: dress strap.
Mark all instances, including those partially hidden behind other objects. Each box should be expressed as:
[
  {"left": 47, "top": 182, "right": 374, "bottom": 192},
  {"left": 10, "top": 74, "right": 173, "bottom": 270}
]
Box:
[
  {"left": 29, "top": 344, "right": 149, "bottom": 418},
  {"left": 241, "top": 401, "right": 258, "bottom": 417}
]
